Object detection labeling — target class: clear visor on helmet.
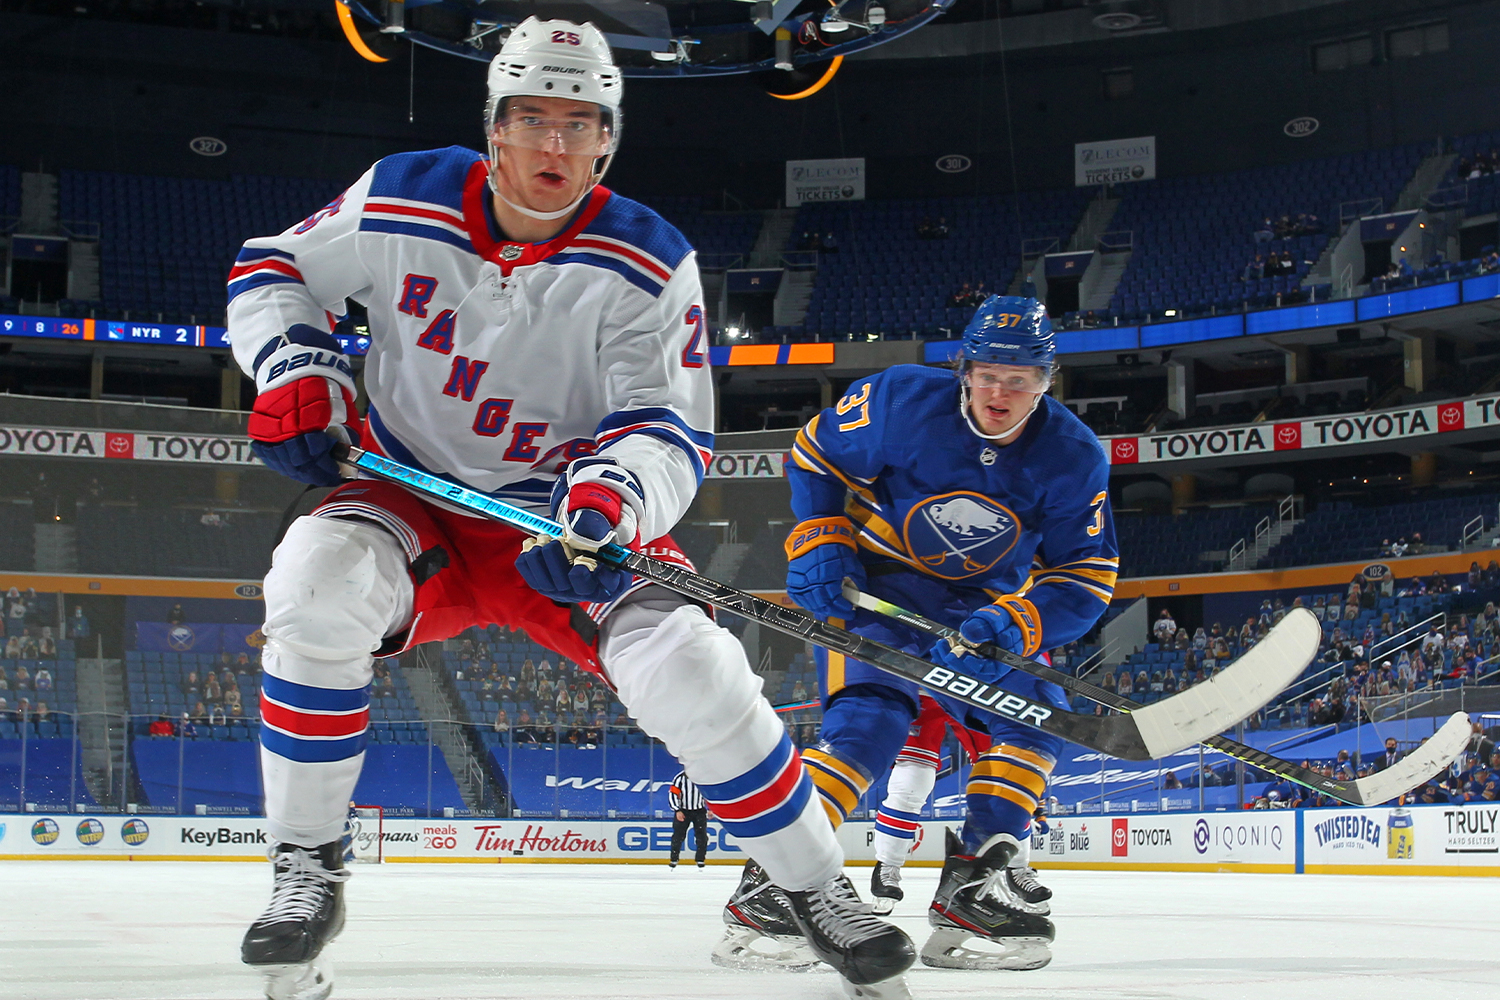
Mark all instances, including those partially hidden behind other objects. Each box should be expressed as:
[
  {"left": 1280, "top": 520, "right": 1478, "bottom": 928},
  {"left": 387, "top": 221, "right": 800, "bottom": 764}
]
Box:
[
  {"left": 489, "top": 108, "right": 613, "bottom": 156},
  {"left": 961, "top": 365, "right": 1051, "bottom": 394}
]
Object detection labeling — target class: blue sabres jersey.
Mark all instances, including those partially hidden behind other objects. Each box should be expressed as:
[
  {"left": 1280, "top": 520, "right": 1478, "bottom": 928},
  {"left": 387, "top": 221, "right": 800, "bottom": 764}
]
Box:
[{"left": 788, "top": 364, "right": 1118, "bottom": 649}]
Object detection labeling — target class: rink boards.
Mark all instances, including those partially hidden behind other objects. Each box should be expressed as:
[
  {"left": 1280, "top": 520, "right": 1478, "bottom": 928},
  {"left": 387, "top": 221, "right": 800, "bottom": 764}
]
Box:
[{"left": 1, "top": 806, "right": 1497, "bottom": 875}]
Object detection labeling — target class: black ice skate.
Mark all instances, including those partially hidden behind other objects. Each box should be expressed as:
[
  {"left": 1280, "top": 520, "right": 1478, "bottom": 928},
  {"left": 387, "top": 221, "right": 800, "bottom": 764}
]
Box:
[
  {"left": 242, "top": 841, "right": 351, "bottom": 1000},
  {"left": 711, "top": 859, "right": 823, "bottom": 972},
  {"left": 869, "top": 861, "right": 904, "bottom": 915},
  {"left": 1005, "top": 864, "right": 1053, "bottom": 915},
  {"left": 783, "top": 874, "right": 916, "bottom": 999},
  {"left": 923, "top": 828, "right": 1055, "bottom": 971}
]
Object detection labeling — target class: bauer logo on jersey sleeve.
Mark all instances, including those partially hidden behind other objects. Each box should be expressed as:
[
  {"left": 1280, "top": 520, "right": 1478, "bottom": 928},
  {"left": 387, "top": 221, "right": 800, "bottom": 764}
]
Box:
[{"left": 903, "top": 492, "right": 1021, "bottom": 580}]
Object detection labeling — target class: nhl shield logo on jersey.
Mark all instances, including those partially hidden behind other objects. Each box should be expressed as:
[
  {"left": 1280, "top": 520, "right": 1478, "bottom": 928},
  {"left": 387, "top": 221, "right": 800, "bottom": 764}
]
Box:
[{"left": 903, "top": 492, "right": 1020, "bottom": 580}]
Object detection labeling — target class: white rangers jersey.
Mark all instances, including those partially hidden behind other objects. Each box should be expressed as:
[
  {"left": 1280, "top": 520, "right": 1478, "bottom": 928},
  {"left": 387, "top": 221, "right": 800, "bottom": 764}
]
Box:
[{"left": 226, "top": 145, "right": 714, "bottom": 541}]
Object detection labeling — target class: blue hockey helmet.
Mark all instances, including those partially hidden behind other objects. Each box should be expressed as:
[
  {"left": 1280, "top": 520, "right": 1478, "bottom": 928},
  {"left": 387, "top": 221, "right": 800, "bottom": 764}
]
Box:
[{"left": 960, "top": 295, "right": 1056, "bottom": 370}]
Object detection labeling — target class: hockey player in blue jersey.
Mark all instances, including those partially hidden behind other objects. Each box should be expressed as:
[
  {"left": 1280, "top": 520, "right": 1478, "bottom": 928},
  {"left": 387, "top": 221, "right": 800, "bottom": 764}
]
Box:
[{"left": 719, "top": 295, "right": 1117, "bottom": 973}]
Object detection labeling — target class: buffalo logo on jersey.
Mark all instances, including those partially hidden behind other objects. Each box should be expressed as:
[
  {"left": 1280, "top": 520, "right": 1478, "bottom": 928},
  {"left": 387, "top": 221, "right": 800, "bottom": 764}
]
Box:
[{"left": 903, "top": 492, "right": 1020, "bottom": 580}]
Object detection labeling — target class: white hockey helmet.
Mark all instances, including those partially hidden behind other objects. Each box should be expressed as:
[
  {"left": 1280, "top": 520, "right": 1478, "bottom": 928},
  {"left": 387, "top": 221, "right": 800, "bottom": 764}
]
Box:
[{"left": 485, "top": 17, "right": 622, "bottom": 218}]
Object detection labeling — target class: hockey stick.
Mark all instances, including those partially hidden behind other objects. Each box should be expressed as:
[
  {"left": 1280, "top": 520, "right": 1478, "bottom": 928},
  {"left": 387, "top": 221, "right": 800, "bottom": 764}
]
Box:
[
  {"left": 843, "top": 584, "right": 1472, "bottom": 806},
  {"left": 337, "top": 446, "right": 1248, "bottom": 760}
]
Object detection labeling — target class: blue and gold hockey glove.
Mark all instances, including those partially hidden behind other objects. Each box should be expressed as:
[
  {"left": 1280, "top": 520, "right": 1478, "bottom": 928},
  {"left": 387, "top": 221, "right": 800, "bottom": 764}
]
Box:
[
  {"left": 784, "top": 515, "right": 866, "bottom": 620},
  {"left": 515, "top": 458, "right": 643, "bottom": 604},
  {"left": 931, "top": 595, "right": 1043, "bottom": 684}
]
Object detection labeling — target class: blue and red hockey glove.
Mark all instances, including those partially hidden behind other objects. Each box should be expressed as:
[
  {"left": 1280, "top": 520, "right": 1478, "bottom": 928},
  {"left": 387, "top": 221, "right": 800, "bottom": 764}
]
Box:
[
  {"left": 515, "top": 457, "right": 644, "bottom": 604},
  {"left": 247, "top": 324, "right": 360, "bottom": 486}
]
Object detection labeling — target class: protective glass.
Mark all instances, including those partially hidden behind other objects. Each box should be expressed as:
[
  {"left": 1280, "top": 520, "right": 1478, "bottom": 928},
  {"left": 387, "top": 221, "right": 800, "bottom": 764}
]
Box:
[
  {"left": 962, "top": 369, "right": 1050, "bottom": 394},
  {"left": 491, "top": 114, "right": 611, "bottom": 155}
]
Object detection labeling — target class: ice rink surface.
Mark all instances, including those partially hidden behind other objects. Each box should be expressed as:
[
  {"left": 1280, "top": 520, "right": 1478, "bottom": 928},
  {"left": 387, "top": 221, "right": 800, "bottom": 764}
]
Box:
[{"left": 2, "top": 860, "right": 1496, "bottom": 1000}]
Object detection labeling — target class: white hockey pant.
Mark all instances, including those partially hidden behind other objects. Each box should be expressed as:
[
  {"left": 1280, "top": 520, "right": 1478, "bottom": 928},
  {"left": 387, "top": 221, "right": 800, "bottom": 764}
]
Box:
[
  {"left": 873, "top": 759, "right": 937, "bottom": 867},
  {"left": 600, "top": 595, "right": 842, "bottom": 890},
  {"left": 258, "top": 515, "right": 843, "bottom": 889}
]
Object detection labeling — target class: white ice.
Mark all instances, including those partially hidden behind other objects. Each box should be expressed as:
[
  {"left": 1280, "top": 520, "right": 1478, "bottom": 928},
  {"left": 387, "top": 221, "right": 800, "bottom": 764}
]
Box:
[{"left": 2, "top": 861, "right": 1496, "bottom": 1000}]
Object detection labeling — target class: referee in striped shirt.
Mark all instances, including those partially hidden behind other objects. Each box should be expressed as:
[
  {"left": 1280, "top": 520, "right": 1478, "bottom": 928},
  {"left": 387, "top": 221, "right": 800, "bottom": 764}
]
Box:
[{"left": 667, "top": 769, "right": 708, "bottom": 869}]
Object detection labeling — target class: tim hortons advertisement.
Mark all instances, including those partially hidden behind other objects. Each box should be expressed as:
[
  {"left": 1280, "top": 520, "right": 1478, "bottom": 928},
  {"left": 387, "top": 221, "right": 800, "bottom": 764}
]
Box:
[{"left": 1103, "top": 395, "right": 1496, "bottom": 466}]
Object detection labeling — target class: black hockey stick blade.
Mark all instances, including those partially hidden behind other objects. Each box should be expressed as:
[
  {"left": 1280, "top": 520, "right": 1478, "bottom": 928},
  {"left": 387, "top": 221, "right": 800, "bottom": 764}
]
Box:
[
  {"left": 842, "top": 584, "right": 1470, "bottom": 805},
  {"left": 337, "top": 446, "right": 1164, "bottom": 760}
]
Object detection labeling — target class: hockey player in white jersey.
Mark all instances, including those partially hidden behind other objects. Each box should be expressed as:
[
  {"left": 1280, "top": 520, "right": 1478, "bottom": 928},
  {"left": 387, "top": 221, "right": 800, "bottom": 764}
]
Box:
[{"left": 230, "top": 18, "right": 912, "bottom": 1000}]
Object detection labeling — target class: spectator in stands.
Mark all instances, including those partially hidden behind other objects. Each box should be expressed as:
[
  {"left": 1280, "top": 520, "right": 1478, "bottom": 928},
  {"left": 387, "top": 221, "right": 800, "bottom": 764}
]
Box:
[
  {"left": 6, "top": 589, "right": 28, "bottom": 628},
  {"left": 223, "top": 684, "right": 242, "bottom": 712},
  {"left": 821, "top": 231, "right": 838, "bottom": 253},
  {"left": 1153, "top": 608, "right": 1177, "bottom": 645},
  {"left": 67, "top": 605, "right": 90, "bottom": 640},
  {"left": 1253, "top": 218, "right": 1274, "bottom": 244},
  {"left": 208, "top": 704, "right": 228, "bottom": 726},
  {"left": 917, "top": 216, "right": 935, "bottom": 240},
  {"left": 1192, "top": 626, "right": 1208, "bottom": 650},
  {"left": 1242, "top": 254, "right": 1264, "bottom": 282},
  {"left": 33, "top": 668, "right": 52, "bottom": 692},
  {"left": 1212, "top": 637, "right": 1232, "bottom": 661},
  {"left": 1162, "top": 670, "right": 1178, "bottom": 695},
  {"left": 33, "top": 701, "right": 49, "bottom": 722},
  {"left": 167, "top": 603, "right": 186, "bottom": 626},
  {"left": 16, "top": 630, "right": 38, "bottom": 659},
  {"left": 1100, "top": 670, "right": 1117, "bottom": 694},
  {"left": 493, "top": 707, "right": 510, "bottom": 735},
  {"left": 1117, "top": 670, "right": 1134, "bottom": 696},
  {"left": 948, "top": 282, "right": 973, "bottom": 308},
  {"left": 1410, "top": 532, "right": 1425, "bottom": 555},
  {"left": 1149, "top": 671, "right": 1164, "bottom": 697},
  {"left": 1429, "top": 569, "right": 1447, "bottom": 593},
  {"left": 1134, "top": 667, "right": 1149, "bottom": 693},
  {"left": 0, "top": 666, "right": 7, "bottom": 692},
  {"left": 2, "top": 635, "right": 18, "bottom": 658},
  {"left": 190, "top": 700, "right": 209, "bottom": 723},
  {"left": 149, "top": 715, "right": 175, "bottom": 737},
  {"left": 572, "top": 686, "right": 589, "bottom": 717},
  {"left": 13, "top": 664, "right": 29, "bottom": 690},
  {"left": 204, "top": 674, "right": 222, "bottom": 706},
  {"left": 182, "top": 671, "right": 200, "bottom": 700},
  {"left": 1162, "top": 770, "right": 1182, "bottom": 790},
  {"left": 1173, "top": 628, "right": 1189, "bottom": 650},
  {"left": 1481, "top": 249, "right": 1500, "bottom": 274}
]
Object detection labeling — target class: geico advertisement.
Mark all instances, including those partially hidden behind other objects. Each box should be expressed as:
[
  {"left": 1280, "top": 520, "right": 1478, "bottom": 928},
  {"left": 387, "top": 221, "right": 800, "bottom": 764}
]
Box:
[
  {"left": 1028, "top": 812, "right": 1294, "bottom": 866},
  {"left": 1304, "top": 803, "right": 1500, "bottom": 869}
]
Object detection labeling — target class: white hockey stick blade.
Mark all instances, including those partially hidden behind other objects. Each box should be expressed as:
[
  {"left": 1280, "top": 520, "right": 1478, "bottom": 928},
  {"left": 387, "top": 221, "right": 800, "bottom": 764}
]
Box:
[
  {"left": 1346, "top": 711, "right": 1472, "bottom": 805},
  {"left": 1129, "top": 607, "right": 1322, "bottom": 759}
]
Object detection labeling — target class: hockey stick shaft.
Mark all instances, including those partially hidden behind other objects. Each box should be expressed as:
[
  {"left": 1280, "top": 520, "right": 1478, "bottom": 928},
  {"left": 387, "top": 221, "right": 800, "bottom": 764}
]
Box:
[
  {"left": 335, "top": 447, "right": 1141, "bottom": 753},
  {"left": 842, "top": 585, "right": 1464, "bottom": 806}
]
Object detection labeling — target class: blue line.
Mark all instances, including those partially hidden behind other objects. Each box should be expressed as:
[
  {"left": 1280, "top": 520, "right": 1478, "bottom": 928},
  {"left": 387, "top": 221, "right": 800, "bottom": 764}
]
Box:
[{"left": 1295, "top": 808, "right": 1305, "bottom": 874}]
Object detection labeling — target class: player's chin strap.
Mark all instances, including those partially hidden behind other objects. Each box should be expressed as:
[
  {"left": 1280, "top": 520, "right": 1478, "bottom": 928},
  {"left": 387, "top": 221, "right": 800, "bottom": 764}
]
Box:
[
  {"left": 959, "top": 383, "right": 1043, "bottom": 442},
  {"left": 486, "top": 146, "right": 615, "bottom": 221}
]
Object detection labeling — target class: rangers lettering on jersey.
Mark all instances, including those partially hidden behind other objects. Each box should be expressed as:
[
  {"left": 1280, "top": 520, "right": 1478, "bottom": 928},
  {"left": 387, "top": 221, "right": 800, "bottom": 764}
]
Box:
[{"left": 227, "top": 145, "right": 715, "bottom": 535}]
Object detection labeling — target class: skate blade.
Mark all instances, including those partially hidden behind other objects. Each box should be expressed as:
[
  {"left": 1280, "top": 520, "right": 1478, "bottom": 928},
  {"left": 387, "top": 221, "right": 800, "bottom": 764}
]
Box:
[
  {"left": 870, "top": 896, "right": 898, "bottom": 916},
  {"left": 920, "top": 928, "right": 1052, "bottom": 971},
  {"left": 842, "top": 973, "right": 913, "bottom": 999},
  {"left": 710, "top": 926, "right": 827, "bottom": 973},
  {"left": 258, "top": 957, "right": 335, "bottom": 1000}
]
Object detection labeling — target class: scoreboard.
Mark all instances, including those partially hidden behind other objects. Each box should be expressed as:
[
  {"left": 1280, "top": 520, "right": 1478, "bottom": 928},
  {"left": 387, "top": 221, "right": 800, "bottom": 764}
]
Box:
[{"left": 0, "top": 313, "right": 370, "bottom": 356}]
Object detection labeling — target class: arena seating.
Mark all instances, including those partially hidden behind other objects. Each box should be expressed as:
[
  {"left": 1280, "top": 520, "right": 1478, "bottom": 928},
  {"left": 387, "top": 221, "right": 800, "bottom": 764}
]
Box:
[
  {"left": 1266, "top": 492, "right": 1500, "bottom": 568},
  {"left": 642, "top": 196, "right": 760, "bottom": 264},
  {"left": 0, "top": 503, "right": 34, "bottom": 573},
  {"left": 0, "top": 736, "right": 94, "bottom": 811},
  {"left": 0, "top": 651, "right": 79, "bottom": 739},
  {"left": 791, "top": 190, "right": 1092, "bottom": 341},
  {"left": 1, "top": 164, "right": 19, "bottom": 222},
  {"left": 1093, "top": 506, "right": 1271, "bottom": 579},
  {"left": 74, "top": 506, "right": 279, "bottom": 579},
  {"left": 1108, "top": 144, "right": 1426, "bottom": 322},
  {"left": 58, "top": 170, "right": 345, "bottom": 323}
]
